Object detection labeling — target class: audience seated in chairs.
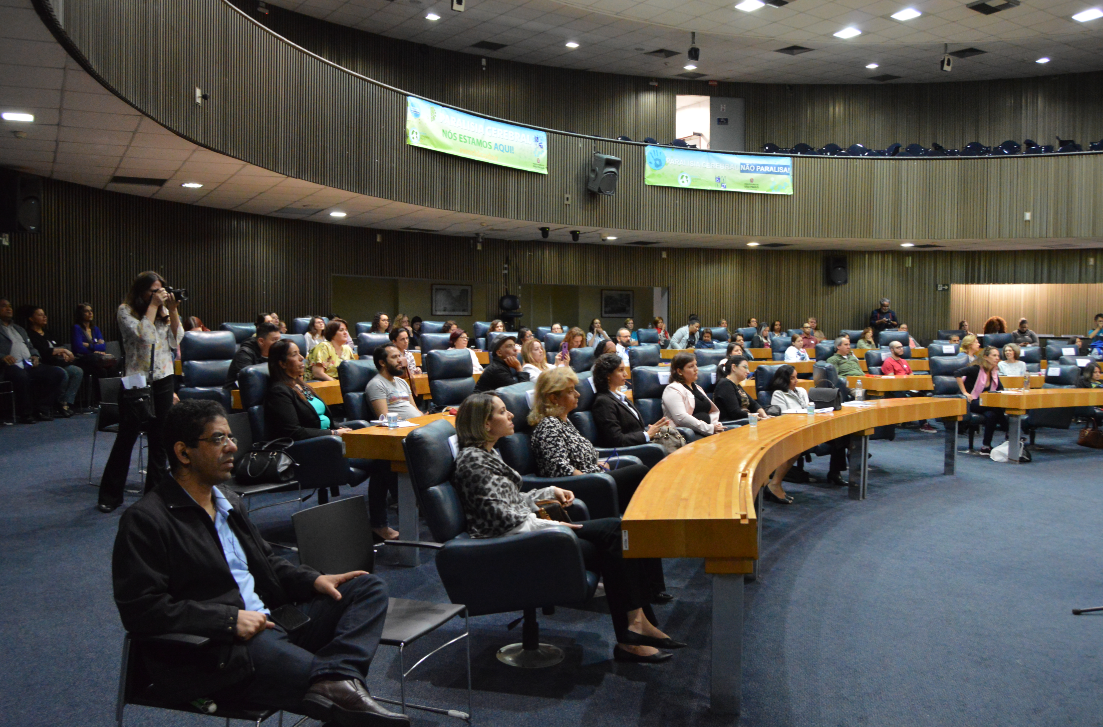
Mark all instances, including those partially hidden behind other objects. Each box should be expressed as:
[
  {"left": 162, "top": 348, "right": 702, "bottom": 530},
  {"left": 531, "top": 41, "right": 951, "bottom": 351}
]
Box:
[
  {"left": 555, "top": 326, "right": 586, "bottom": 367},
  {"left": 474, "top": 335, "right": 529, "bottom": 392},
  {"left": 624, "top": 318, "right": 639, "bottom": 345},
  {"left": 590, "top": 352, "right": 673, "bottom": 449},
  {"left": 694, "top": 327, "right": 716, "bottom": 349},
  {"left": 955, "top": 346, "right": 1007, "bottom": 455},
  {"left": 488, "top": 319, "right": 505, "bottom": 334},
  {"left": 451, "top": 392, "right": 681, "bottom": 663},
  {"left": 662, "top": 352, "right": 724, "bottom": 437},
  {"left": 389, "top": 326, "right": 421, "bottom": 375},
  {"left": 799, "top": 322, "right": 817, "bottom": 350},
  {"left": 550, "top": 322, "right": 563, "bottom": 334},
  {"left": 0, "top": 297, "right": 65, "bottom": 424},
  {"left": 650, "top": 317, "right": 671, "bottom": 348},
  {"left": 450, "top": 330, "right": 483, "bottom": 373},
  {"left": 997, "top": 343, "right": 1027, "bottom": 377},
  {"left": 182, "top": 315, "right": 211, "bottom": 332},
  {"left": 983, "top": 316, "right": 1008, "bottom": 334},
  {"left": 714, "top": 356, "right": 769, "bottom": 423},
  {"left": 369, "top": 312, "right": 390, "bottom": 335},
  {"left": 270, "top": 312, "right": 288, "bottom": 335},
  {"left": 228, "top": 321, "right": 280, "bottom": 383},
  {"left": 97, "top": 273, "right": 181, "bottom": 513},
  {"left": 881, "top": 341, "right": 912, "bottom": 375},
  {"left": 899, "top": 324, "right": 920, "bottom": 349},
  {"left": 784, "top": 334, "right": 810, "bottom": 362},
  {"left": 808, "top": 317, "right": 826, "bottom": 342},
  {"left": 960, "top": 334, "right": 981, "bottom": 363},
  {"left": 827, "top": 336, "right": 863, "bottom": 381},
  {"left": 23, "top": 305, "right": 83, "bottom": 417},
  {"left": 1012, "top": 318, "right": 1039, "bottom": 346},
  {"left": 594, "top": 339, "right": 619, "bottom": 360},
  {"left": 668, "top": 316, "right": 701, "bottom": 350},
  {"left": 306, "top": 318, "right": 355, "bottom": 381},
  {"left": 1080, "top": 361, "right": 1103, "bottom": 389},
  {"left": 769, "top": 364, "right": 849, "bottom": 488},
  {"left": 516, "top": 327, "right": 535, "bottom": 345},
  {"left": 304, "top": 316, "right": 326, "bottom": 354},
  {"left": 587, "top": 318, "right": 612, "bottom": 347},
  {"left": 614, "top": 328, "right": 633, "bottom": 364},
  {"left": 409, "top": 316, "right": 423, "bottom": 348},
  {"left": 520, "top": 338, "right": 553, "bottom": 381},
  {"left": 72, "top": 302, "right": 115, "bottom": 379},
  {"left": 855, "top": 327, "right": 876, "bottom": 350},
  {"left": 110, "top": 399, "right": 407, "bottom": 727}
]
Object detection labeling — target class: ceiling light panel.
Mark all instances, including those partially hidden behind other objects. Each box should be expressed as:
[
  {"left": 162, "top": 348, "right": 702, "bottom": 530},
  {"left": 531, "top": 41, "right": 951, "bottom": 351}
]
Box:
[
  {"left": 425, "top": 13, "right": 440, "bottom": 20},
  {"left": 891, "top": 8, "right": 922, "bottom": 21},
  {"left": 1, "top": 112, "right": 34, "bottom": 122},
  {"left": 565, "top": 41, "right": 579, "bottom": 48},
  {"left": 735, "top": 0, "right": 765, "bottom": 11},
  {"left": 834, "top": 27, "right": 861, "bottom": 39},
  {"left": 1072, "top": 8, "right": 1103, "bottom": 21},
  {"left": 1036, "top": 57, "right": 1050, "bottom": 64},
  {"left": 866, "top": 63, "right": 879, "bottom": 69}
]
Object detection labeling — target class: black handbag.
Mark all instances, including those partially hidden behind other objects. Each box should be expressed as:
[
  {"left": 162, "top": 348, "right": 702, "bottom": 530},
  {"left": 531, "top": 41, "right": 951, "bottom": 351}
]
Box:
[
  {"left": 120, "top": 344, "right": 156, "bottom": 426},
  {"left": 235, "top": 438, "right": 297, "bottom": 485},
  {"left": 807, "top": 385, "right": 843, "bottom": 411}
]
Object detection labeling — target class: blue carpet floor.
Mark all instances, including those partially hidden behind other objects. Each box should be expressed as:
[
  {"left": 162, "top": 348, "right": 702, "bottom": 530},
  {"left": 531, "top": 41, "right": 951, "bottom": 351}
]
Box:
[{"left": 2, "top": 414, "right": 1102, "bottom": 727}]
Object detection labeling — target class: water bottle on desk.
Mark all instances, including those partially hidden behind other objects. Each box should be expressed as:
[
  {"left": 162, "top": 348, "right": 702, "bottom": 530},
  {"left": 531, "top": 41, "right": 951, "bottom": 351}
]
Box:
[
  {"left": 806, "top": 403, "right": 815, "bottom": 416},
  {"left": 748, "top": 413, "right": 758, "bottom": 428},
  {"left": 855, "top": 378, "right": 865, "bottom": 402}
]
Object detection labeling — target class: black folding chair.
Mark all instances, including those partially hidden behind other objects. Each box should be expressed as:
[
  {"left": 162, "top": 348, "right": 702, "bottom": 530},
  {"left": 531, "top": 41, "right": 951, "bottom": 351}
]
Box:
[{"left": 87, "top": 377, "right": 144, "bottom": 491}]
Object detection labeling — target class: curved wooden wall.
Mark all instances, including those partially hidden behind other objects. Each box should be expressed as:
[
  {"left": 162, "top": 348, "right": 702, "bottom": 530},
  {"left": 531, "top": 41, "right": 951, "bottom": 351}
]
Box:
[{"left": 45, "top": 0, "right": 1103, "bottom": 244}]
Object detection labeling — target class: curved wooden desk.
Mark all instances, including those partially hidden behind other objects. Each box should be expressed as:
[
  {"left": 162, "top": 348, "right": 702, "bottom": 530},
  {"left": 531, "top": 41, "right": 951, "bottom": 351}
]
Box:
[
  {"left": 621, "top": 396, "right": 966, "bottom": 715},
  {"left": 980, "top": 388, "right": 1103, "bottom": 462}
]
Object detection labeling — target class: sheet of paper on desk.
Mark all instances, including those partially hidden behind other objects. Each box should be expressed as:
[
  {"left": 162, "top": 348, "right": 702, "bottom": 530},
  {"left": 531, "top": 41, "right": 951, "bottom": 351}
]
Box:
[
  {"left": 373, "top": 419, "right": 418, "bottom": 428},
  {"left": 841, "top": 401, "right": 873, "bottom": 408}
]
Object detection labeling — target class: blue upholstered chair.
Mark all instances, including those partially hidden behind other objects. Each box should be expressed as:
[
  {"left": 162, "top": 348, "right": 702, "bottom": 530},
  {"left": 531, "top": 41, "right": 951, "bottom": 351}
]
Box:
[
  {"left": 929, "top": 354, "right": 985, "bottom": 449},
  {"left": 568, "top": 373, "right": 665, "bottom": 469},
  {"left": 786, "top": 328, "right": 803, "bottom": 338},
  {"left": 425, "top": 349, "right": 476, "bottom": 409},
  {"left": 543, "top": 332, "right": 566, "bottom": 355},
  {"left": 178, "top": 331, "right": 236, "bottom": 408},
  {"left": 878, "top": 330, "right": 910, "bottom": 349},
  {"left": 625, "top": 366, "right": 667, "bottom": 426},
  {"left": 1019, "top": 346, "right": 1042, "bottom": 366},
  {"left": 1020, "top": 364, "right": 1081, "bottom": 445},
  {"left": 814, "top": 341, "right": 836, "bottom": 361},
  {"left": 568, "top": 346, "right": 596, "bottom": 373},
  {"left": 937, "top": 329, "right": 967, "bottom": 341},
  {"left": 981, "top": 333, "right": 1014, "bottom": 350},
  {"left": 753, "top": 364, "right": 782, "bottom": 408},
  {"left": 281, "top": 333, "right": 306, "bottom": 356},
  {"left": 627, "top": 343, "right": 660, "bottom": 368},
  {"left": 401, "top": 419, "right": 599, "bottom": 669},
  {"left": 218, "top": 322, "right": 255, "bottom": 344},
  {"left": 337, "top": 359, "right": 378, "bottom": 421},
  {"left": 354, "top": 322, "right": 374, "bottom": 336},
  {"left": 708, "top": 327, "right": 730, "bottom": 343},
  {"left": 737, "top": 326, "right": 758, "bottom": 342},
  {"left": 697, "top": 364, "right": 719, "bottom": 396},
  {"left": 771, "top": 337, "right": 790, "bottom": 360},
  {"left": 237, "top": 365, "right": 368, "bottom": 504},
  {"left": 864, "top": 350, "right": 884, "bottom": 375},
  {"left": 1047, "top": 341, "right": 1081, "bottom": 361},
  {"left": 473, "top": 322, "right": 491, "bottom": 341},
  {"left": 487, "top": 331, "right": 513, "bottom": 351},
  {"left": 636, "top": 328, "right": 659, "bottom": 345},
  {"left": 928, "top": 341, "right": 961, "bottom": 357},
  {"left": 289, "top": 317, "right": 312, "bottom": 335},
  {"left": 812, "top": 361, "right": 840, "bottom": 389},
  {"left": 695, "top": 349, "right": 725, "bottom": 368},
  {"left": 419, "top": 333, "right": 452, "bottom": 353},
  {"left": 840, "top": 329, "right": 865, "bottom": 344},
  {"left": 493, "top": 381, "right": 619, "bottom": 518},
  {"left": 535, "top": 326, "right": 551, "bottom": 342},
  {"left": 356, "top": 332, "right": 390, "bottom": 358},
  {"left": 419, "top": 321, "right": 447, "bottom": 334}
]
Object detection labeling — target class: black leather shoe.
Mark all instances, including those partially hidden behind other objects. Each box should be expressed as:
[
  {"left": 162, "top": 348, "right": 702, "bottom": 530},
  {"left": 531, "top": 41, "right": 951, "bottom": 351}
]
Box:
[
  {"left": 650, "top": 591, "right": 675, "bottom": 605},
  {"left": 763, "top": 487, "right": 794, "bottom": 505},
  {"left": 614, "top": 645, "right": 672, "bottom": 663},
  {"left": 622, "top": 631, "right": 687, "bottom": 649},
  {"left": 97, "top": 501, "right": 120, "bottom": 513},
  {"left": 827, "top": 472, "right": 849, "bottom": 487},
  {"left": 56, "top": 404, "right": 73, "bottom": 418},
  {"left": 34, "top": 410, "right": 54, "bottom": 422},
  {"left": 17, "top": 415, "right": 35, "bottom": 425},
  {"left": 302, "top": 679, "right": 410, "bottom": 727}
]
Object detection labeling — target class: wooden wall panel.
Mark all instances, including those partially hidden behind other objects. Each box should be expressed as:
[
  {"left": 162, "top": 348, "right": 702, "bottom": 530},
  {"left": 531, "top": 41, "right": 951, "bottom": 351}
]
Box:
[
  {"left": 43, "top": 0, "right": 1103, "bottom": 244},
  {"left": 950, "top": 284, "right": 1103, "bottom": 338},
  {"left": 2, "top": 179, "right": 1101, "bottom": 348}
]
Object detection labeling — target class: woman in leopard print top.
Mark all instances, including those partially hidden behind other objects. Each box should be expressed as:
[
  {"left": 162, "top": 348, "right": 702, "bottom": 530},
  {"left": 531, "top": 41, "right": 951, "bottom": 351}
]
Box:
[{"left": 450, "top": 392, "right": 683, "bottom": 663}]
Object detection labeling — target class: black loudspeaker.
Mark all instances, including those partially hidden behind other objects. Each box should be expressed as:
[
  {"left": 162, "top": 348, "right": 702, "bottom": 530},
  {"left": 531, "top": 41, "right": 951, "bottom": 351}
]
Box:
[
  {"left": 586, "top": 152, "right": 621, "bottom": 195},
  {"left": 825, "top": 255, "right": 848, "bottom": 285},
  {"left": 0, "top": 170, "right": 42, "bottom": 234}
]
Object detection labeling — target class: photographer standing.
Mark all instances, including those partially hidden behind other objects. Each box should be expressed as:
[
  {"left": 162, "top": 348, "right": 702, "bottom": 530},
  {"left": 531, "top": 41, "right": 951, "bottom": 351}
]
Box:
[{"left": 98, "top": 272, "right": 182, "bottom": 513}]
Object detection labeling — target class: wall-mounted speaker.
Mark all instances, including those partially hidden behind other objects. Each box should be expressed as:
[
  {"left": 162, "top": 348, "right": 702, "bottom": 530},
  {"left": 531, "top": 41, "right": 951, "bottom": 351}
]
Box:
[
  {"left": 0, "top": 170, "right": 42, "bottom": 234},
  {"left": 825, "top": 255, "right": 848, "bottom": 285},
  {"left": 586, "top": 152, "right": 621, "bottom": 196}
]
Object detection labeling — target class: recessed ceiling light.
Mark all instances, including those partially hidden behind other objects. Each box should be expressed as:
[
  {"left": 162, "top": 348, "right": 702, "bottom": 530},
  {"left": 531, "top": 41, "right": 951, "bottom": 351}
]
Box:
[
  {"left": 900, "top": 242, "right": 915, "bottom": 247},
  {"left": 1035, "top": 57, "right": 1050, "bottom": 64},
  {"left": 866, "top": 63, "right": 879, "bottom": 69},
  {"left": 684, "top": 63, "right": 697, "bottom": 70},
  {"left": 1072, "top": 8, "right": 1103, "bottom": 22},
  {"left": 890, "top": 8, "right": 921, "bottom": 21},
  {"left": 1, "top": 112, "right": 34, "bottom": 122},
  {"left": 181, "top": 182, "right": 203, "bottom": 189},
  {"left": 425, "top": 12, "right": 440, "bottom": 20},
  {"left": 605, "top": 236, "right": 618, "bottom": 240},
  {"left": 735, "top": 0, "right": 765, "bottom": 11},
  {"left": 746, "top": 242, "right": 760, "bottom": 247},
  {"left": 565, "top": 41, "right": 579, "bottom": 48},
  {"left": 834, "top": 27, "right": 861, "bottom": 39},
  {"left": 330, "top": 211, "right": 347, "bottom": 218}
]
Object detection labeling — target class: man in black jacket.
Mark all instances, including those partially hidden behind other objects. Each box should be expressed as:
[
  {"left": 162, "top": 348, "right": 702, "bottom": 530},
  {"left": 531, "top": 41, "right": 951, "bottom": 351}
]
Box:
[
  {"left": 473, "top": 335, "right": 529, "bottom": 392},
  {"left": 112, "top": 399, "right": 407, "bottom": 726},
  {"left": 227, "top": 321, "right": 281, "bottom": 383}
]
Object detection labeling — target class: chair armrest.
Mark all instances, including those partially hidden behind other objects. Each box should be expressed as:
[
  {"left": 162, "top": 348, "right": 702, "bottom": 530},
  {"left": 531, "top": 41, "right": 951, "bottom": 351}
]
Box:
[
  {"left": 133, "top": 633, "right": 211, "bottom": 648},
  {"left": 677, "top": 426, "right": 699, "bottom": 443},
  {"left": 384, "top": 539, "right": 444, "bottom": 550},
  {"left": 288, "top": 436, "right": 349, "bottom": 490},
  {"left": 719, "top": 420, "right": 746, "bottom": 429},
  {"left": 336, "top": 419, "right": 371, "bottom": 430},
  {"left": 522, "top": 473, "right": 618, "bottom": 519},
  {"left": 435, "top": 529, "right": 590, "bottom": 616},
  {"left": 594, "top": 443, "right": 666, "bottom": 467}
]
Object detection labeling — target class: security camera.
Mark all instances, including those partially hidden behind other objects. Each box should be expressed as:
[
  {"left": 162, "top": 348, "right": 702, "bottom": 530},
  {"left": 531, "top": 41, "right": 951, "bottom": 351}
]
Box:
[
  {"left": 570, "top": 230, "right": 580, "bottom": 242},
  {"left": 539, "top": 227, "right": 550, "bottom": 239},
  {"left": 940, "top": 54, "right": 952, "bottom": 72},
  {"left": 687, "top": 32, "right": 700, "bottom": 62}
]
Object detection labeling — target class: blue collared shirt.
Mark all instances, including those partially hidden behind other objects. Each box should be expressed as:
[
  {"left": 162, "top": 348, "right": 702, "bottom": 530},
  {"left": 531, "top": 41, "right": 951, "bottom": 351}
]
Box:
[{"left": 207, "top": 488, "right": 269, "bottom": 615}]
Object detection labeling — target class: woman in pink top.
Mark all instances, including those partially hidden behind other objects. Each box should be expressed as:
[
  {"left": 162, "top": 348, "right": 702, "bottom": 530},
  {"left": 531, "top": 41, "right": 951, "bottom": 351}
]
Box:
[{"left": 954, "top": 346, "right": 1006, "bottom": 454}]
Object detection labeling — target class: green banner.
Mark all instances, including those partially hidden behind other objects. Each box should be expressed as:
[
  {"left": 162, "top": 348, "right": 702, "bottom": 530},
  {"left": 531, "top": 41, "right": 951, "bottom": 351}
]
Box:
[
  {"left": 406, "top": 97, "right": 548, "bottom": 174},
  {"left": 644, "top": 146, "right": 793, "bottom": 195}
]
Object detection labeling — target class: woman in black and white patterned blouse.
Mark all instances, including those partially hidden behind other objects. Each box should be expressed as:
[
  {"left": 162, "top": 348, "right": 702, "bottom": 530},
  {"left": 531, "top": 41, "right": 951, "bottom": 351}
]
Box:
[{"left": 451, "top": 392, "right": 682, "bottom": 663}]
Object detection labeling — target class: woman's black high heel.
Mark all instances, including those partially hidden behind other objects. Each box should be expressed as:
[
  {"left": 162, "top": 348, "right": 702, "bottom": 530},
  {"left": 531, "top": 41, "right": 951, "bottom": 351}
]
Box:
[{"left": 764, "top": 487, "right": 794, "bottom": 505}]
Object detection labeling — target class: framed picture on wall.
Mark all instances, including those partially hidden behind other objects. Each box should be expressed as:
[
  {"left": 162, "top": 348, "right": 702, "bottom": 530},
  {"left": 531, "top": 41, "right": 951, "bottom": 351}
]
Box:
[
  {"left": 432, "top": 284, "right": 472, "bottom": 317},
  {"left": 602, "top": 289, "right": 633, "bottom": 318}
]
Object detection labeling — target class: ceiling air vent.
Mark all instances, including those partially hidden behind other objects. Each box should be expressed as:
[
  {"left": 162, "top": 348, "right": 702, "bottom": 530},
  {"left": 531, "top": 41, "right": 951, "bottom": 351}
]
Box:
[
  {"left": 758, "top": 243, "right": 790, "bottom": 248},
  {"left": 870, "top": 74, "right": 902, "bottom": 82},
  {"left": 627, "top": 240, "right": 661, "bottom": 246},
  {"left": 677, "top": 72, "right": 707, "bottom": 79},
  {"left": 912, "top": 244, "right": 942, "bottom": 249},
  {"left": 108, "top": 176, "right": 167, "bottom": 187},
  {"left": 645, "top": 49, "right": 680, "bottom": 58},
  {"left": 949, "top": 47, "right": 986, "bottom": 59},
  {"left": 966, "top": 0, "right": 1019, "bottom": 15},
  {"left": 471, "top": 41, "right": 508, "bottom": 51},
  {"left": 776, "top": 45, "right": 814, "bottom": 56},
  {"left": 765, "top": 0, "right": 790, "bottom": 6}
]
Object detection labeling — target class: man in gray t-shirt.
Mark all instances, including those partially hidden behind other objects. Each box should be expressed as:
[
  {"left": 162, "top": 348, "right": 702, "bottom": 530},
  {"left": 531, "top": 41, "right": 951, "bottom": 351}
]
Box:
[{"left": 367, "top": 344, "right": 422, "bottom": 420}]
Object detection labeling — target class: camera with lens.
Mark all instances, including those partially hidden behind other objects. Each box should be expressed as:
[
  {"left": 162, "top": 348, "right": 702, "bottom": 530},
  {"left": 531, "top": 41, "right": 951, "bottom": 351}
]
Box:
[{"left": 165, "top": 286, "right": 189, "bottom": 303}]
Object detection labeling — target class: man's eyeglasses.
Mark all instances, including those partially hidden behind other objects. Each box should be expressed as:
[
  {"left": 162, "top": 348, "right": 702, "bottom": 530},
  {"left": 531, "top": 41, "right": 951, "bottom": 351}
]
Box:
[{"left": 194, "top": 433, "right": 238, "bottom": 448}]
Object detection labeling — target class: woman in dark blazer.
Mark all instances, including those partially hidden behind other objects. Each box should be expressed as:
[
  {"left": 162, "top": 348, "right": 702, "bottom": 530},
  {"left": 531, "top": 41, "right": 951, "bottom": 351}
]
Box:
[
  {"left": 265, "top": 340, "right": 397, "bottom": 539},
  {"left": 590, "top": 353, "right": 671, "bottom": 448},
  {"left": 714, "top": 356, "right": 769, "bottom": 422}
]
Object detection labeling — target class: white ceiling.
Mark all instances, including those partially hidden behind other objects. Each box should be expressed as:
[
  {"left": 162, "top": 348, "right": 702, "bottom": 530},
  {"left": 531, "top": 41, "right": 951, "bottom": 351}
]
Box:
[
  {"left": 0, "top": 0, "right": 1100, "bottom": 252},
  {"left": 266, "top": 0, "right": 1103, "bottom": 83}
]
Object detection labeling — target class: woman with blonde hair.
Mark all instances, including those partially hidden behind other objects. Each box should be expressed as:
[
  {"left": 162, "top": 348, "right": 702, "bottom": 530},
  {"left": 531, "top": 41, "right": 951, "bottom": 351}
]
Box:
[
  {"left": 960, "top": 334, "right": 981, "bottom": 363},
  {"left": 452, "top": 391, "right": 682, "bottom": 661},
  {"left": 520, "top": 337, "right": 553, "bottom": 380},
  {"left": 955, "top": 346, "right": 1006, "bottom": 454}
]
